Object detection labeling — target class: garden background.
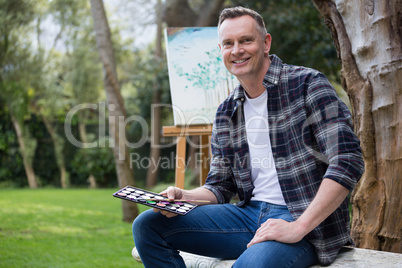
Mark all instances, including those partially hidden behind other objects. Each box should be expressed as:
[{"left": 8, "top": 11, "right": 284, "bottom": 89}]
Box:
[{"left": 1, "top": 0, "right": 400, "bottom": 267}]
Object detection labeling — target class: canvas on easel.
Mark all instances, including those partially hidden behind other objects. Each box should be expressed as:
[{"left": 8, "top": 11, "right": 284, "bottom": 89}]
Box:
[{"left": 165, "top": 27, "right": 238, "bottom": 126}]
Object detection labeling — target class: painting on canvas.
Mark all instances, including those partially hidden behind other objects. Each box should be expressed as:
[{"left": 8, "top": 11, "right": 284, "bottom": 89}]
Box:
[{"left": 165, "top": 27, "right": 238, "bottom": 126}]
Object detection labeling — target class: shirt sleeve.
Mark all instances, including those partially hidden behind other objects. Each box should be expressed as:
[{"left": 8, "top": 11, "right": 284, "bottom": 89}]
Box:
[
  {"left": 304, "top": 72, "right": 365, "bottom": 191},
  {"left": 202, "top": 118, "right": 237, "bottom": 203}
]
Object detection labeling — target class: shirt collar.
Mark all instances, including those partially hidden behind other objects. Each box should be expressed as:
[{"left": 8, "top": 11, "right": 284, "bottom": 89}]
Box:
[{"left": 233, "top": 54, "right": 283, "bottom": 102}]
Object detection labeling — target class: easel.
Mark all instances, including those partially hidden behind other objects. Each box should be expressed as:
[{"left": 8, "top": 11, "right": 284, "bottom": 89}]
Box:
[{"left": 162, "top": 124, "right": 212, "bottom": 189}]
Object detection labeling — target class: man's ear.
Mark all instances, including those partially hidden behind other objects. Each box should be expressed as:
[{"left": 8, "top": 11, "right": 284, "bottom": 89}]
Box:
[{"left": 264, "top": 34, "right": 272, "bottom": 55}]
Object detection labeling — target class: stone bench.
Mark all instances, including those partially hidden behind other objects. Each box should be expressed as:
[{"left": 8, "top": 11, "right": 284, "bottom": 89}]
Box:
[{"left": 132, "top": 246, "right": 402, "bottom": 267}]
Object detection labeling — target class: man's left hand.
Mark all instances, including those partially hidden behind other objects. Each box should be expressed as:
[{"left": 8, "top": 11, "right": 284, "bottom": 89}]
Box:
[{"left": 247, "top": 219, "right": 306, "bottom": 248}]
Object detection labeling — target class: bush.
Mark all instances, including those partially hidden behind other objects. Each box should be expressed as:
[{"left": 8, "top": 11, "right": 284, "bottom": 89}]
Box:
[{"left": 70, "top": 138, "right": 117, "bottom": 188}]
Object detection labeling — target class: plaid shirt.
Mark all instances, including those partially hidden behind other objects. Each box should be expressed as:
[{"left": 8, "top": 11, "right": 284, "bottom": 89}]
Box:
[{"left": 203, "top": 55, "right": 364, "bottom": 265}]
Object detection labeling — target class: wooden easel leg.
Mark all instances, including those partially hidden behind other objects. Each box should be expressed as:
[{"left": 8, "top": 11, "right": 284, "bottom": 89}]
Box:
[
  {"left": 199, "top": 135, "right": 210, "bottom": 186},
  {"left": 175, "top": 136, "right": 186, "bottom": 189}
]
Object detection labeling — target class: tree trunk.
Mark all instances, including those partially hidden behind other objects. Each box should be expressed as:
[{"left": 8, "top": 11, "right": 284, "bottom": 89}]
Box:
[
  {"left": 312, "top": 0, "right": 401, "bottom": 253},
  {"left": 90, "top": 0, "right": 138, "bottom": 222},
  {"left": 163, "top": 0, "right": 225, "bottom": 27},
  {"left": 42, "top": 115, "right": 69, "bottom": 188},
  {"left": 163, "top": 0, "right": 197, "bottom": 27},
  {"left": 146, "top": 0, "right": 163, "bottom": 189},
  {"left": 196, "top": 0, "right": 225, "bottom": 26},
  {"left": 10, "top": 111, "right": 37, "bottom": 188}
]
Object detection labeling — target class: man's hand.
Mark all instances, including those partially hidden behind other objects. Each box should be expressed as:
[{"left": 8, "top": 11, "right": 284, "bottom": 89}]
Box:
[
  {"left": 247, "top": 179, "right": 350, "bottom": 248},
  {"left": 153, "top": 186, "right": 182, "bottom": 218},
  {"left": 152, "top": 186, "right": 218, "bottom": 218},
  {"left": 247, "top": 219, "right": 306, "bottom": 248}
]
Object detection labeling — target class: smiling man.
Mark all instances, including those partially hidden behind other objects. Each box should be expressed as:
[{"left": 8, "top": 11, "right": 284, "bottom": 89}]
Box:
[
  {"left": 133, "top": 6, "right": 364, "bottom": 268},
  {"left": 218, "top": 14, "right": 270, "bottom": 97}
]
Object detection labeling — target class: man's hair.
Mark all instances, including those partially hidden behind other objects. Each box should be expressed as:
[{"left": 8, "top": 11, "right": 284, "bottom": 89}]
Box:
[{"left": 218, "top": 6, "right": 267, "bottom": 38}]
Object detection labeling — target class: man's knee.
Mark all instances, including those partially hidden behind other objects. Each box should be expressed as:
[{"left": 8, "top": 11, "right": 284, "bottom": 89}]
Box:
[{"left": 132, "top": 209, "right": 156, "bottom": 244}]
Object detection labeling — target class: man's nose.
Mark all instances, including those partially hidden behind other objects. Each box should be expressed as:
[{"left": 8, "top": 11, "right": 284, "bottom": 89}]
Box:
[{"left": 231, "top": 42, "right": 244, "bottom": 55}]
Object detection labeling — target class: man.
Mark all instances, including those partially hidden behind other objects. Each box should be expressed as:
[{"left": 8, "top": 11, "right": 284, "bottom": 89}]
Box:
[{"left": 133, "top": 6, "right": 364, "bottom": 268}]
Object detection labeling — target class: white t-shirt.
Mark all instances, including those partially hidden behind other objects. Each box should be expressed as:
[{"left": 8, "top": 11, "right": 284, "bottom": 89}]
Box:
[{"left": 244, "top": 90, "right": 286, "bottom": 206}]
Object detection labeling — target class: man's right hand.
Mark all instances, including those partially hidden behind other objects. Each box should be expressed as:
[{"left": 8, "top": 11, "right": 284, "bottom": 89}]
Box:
[{"left": 153, "top": 186, "right": 183, "bottom": 218}]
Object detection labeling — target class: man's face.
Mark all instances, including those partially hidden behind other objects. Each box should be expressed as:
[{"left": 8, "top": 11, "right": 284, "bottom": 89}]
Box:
[{"left": 218, "top": 15, "right": 271, "bottom": 81}]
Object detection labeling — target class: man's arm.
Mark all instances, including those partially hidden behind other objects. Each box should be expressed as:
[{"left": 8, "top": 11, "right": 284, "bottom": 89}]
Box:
[
  {"left": 164, "top": 186, "right": 219, "bottom": 204},
  {"left": 247, "top": 178, "right": 349, "bottom": 247}
]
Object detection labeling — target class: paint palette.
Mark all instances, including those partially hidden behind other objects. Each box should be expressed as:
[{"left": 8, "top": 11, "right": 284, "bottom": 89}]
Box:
[{"left": 112, "top": 186, "right": 198, "bottom": 215}]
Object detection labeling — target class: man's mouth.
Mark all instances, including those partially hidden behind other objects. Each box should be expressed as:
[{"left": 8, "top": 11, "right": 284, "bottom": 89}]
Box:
[{"left": 232, "top": 58, "right": 249, "bottom": 64}]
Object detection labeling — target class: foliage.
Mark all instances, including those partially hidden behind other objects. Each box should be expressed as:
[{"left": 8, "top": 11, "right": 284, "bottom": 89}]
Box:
[
  {"left": 70, "top": 138, "right": 117, "bottom": 187},
  {"left": 122, "top": 45, "right": 173, "bottom": 138},
  {"left": 0, "top": 109, "right": 25, "bottom": 187},
  {"left": 0, "top": 0, "right": 35, "bottom": 68},
  {"left": 58, "top": 0, "right": 103, "bottom": 106},
  {"left": 28, "top": 115, "right": 57, "bottom": 186},
  {"left": 0, "top": 31, "right": 44, "bottom": 119},
  {"left": 0, "top": 0, "right": 44, "bottom": 188},
  {"left": 64, "top": 42, "right": 102, "bottom": 106}
]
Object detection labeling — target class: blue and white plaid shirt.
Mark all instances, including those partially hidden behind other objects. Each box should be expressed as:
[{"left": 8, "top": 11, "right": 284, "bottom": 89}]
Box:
[{"left": 203, "top": 55, "right": 364, "bottom": 265}]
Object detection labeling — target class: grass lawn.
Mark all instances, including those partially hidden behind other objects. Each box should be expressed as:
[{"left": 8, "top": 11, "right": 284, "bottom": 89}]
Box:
[{"left": 0, "top": 188, "right": 149, "bottom": 268}]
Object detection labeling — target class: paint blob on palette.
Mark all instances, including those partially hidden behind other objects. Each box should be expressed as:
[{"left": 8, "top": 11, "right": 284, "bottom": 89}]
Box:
[{"left": 112, "top": 186, "right": 197, "bottom": 215}]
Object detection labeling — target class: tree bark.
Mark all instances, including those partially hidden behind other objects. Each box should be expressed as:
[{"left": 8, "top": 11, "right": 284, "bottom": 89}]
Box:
[
  {"left": 312, "top": 0, "right": 401, "bottom": 253},
  {"left": 10, "top": 111, "right": 37, "bottom": 188},
  {"left": 163, "top": 0, "right": 197, "bottom": 27},
  {"left": 163, "top": 0, "right": 225, "bottom": 27},
  {"left": 90, "top": 0, "right": 138, "bottom": 222},
  {"left": 196, "top": 0, "right": 225, "bottom": 26}
]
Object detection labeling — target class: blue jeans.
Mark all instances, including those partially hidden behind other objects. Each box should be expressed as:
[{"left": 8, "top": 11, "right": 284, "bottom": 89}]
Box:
[{"left": 133, "top": 201, "right": 318, "bottom": 268}]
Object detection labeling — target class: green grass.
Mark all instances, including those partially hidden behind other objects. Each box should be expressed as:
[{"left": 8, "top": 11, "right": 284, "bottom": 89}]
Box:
[{"left": 0, "top": 188, "right": 148, "bottom": 268}]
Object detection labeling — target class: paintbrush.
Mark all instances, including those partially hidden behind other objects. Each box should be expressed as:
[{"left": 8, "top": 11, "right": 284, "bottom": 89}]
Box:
[{"left": 138, "top": 198, "right": 210, "bottom": 203}]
